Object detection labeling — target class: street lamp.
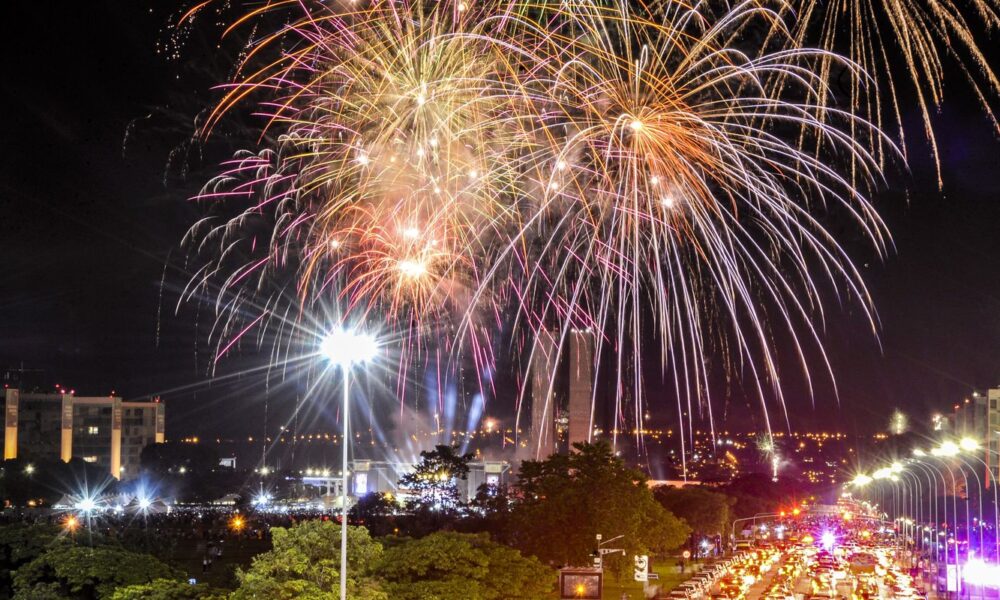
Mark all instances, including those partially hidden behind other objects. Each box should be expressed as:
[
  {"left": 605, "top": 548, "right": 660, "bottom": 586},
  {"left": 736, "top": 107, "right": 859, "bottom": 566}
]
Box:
[
  {"left": 852, "top": 473, "right": 873, "bottom": 487},
  {"left": 320, "top": 328, "right": 378, "bottom": 600},
  {"left": 959, "top": 437, "right": 979, "bottom": 452},
  {"left": 932, "top": 440, "right": 960, "bottom": 457}
]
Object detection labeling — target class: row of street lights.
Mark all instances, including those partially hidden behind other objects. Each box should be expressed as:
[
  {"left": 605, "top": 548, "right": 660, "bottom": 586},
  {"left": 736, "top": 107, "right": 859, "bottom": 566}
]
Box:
[{"left": 849, "top": 437, "right": 1000, "bottom": 598}]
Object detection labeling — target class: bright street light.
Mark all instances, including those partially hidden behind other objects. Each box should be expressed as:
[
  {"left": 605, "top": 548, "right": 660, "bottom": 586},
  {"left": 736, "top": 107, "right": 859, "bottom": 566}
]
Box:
[
  {"left": 933, "top": 441, "right": 960, "bottom": 457},
  {"left": 320, "top": 327, "right": 379, "bottom": 600},
  {"left": 320, "top": 329, "right": 378, "bottom": 367},
  {"left": 851, "top": 474, "right": 873, "bottom": 487},
  {"left": 960, "top": 437, "right": 980, "bottom": 452}
]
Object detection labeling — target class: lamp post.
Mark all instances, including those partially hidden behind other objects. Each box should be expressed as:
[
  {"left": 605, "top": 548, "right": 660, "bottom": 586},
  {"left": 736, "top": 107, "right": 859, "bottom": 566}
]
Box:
[{"left": 320, "top": 329, "right": 378, "bottom": 600}]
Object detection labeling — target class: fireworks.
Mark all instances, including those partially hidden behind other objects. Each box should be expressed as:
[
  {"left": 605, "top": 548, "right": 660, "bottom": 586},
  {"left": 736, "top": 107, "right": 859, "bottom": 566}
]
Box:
[
  {"left": 763, "top": 0, "right": 1000, "bottom": 185},
  {"left": 178, "top": 0, "right": 986, "bottom": 439}
]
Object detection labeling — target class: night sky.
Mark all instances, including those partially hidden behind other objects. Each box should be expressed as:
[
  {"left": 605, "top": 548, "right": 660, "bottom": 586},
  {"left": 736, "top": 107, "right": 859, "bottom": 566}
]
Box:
[{"left": 2, "top": 2, "right": 1000, "bottom": 440}]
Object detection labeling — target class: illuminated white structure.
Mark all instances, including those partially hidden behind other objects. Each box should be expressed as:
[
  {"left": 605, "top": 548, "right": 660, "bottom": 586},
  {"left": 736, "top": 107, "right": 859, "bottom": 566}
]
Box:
[{"left": 346, "top": 459, "right": 509, "bottom": 501}]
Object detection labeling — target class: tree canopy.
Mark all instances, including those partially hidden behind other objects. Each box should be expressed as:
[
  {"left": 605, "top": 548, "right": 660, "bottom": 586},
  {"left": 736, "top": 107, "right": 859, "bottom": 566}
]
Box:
[
  {"left": 108, "top": 578, "right": 227, "bottom": 600},
  {"left": 653, "top": 485, "right": 735, "bottom": 536},
  {"left": 12, "top": 544, "right": 180, "bottom": 600},
  {"left": 227, "top": 521, "right": 551, "bottom": 600},
  {"left": 718, "top": 473, "right": 811, "bottom": 519},
  {"left": 508, "top": 441, "right": 690, "bottom": 569},
  {"left": 378, "top": 532, "right": 553, "bottom": 600},
  {"left": 0, "top": 523, "right": 65, "bottom": 596},
  {"left": 230, "top": 520, "right": 387, "bottom": 600},
  {"left": 398, "top": 445, "right": 473, "bottom": 513}
]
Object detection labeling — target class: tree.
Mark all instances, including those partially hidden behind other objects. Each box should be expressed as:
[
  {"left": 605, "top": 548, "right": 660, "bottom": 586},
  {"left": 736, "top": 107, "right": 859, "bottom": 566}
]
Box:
[
  {"left": 509, "top": 441, "right": 689, "bottom": 571},
  {"left": 230, "top": 520, "right": 387, "bottom": 600},
  {"left": 398, "top": 445, "right": 473, "bottom": 512},
  {"left": 653, "top": 486, "right": 735, "bottom": 536},
  {"left": 378, "top": 532, "right": 553, "bottom": 600},
  {"left": 719, "top": 473, "right": 811, "bottom": 519},
  {"left": 349, "top": 492, "right": 399, "bottom": 536},
  {"left": 108, "top": 579, "right": 228, "bottom": 600},
  {"left": 12, "top": 545, "right": 180, "bottom": 599},
  {"left": 0, "top": 523, "right": 65, "bottom": 596}
]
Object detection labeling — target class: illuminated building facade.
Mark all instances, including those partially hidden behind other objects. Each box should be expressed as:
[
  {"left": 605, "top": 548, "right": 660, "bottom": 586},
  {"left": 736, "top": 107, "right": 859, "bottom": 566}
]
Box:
[
  {"left": 2, "top": 389, "right": 164, "bottom": 480},
  {"left": 346, "top": 459, "right": 510, "bottom": 501}
]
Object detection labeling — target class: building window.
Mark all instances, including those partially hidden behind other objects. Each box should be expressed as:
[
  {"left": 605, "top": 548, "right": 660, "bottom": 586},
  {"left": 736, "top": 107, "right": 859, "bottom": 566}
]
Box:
[{"left": 87, "top": 426, "right": 99, "bottom": 435}]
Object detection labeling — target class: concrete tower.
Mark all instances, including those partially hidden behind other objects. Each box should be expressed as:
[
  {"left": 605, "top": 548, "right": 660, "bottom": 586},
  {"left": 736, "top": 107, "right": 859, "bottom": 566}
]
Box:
[
  {"left": 567, "top": 329, "right": 595, "bottom": 448},
  {"left": 528, "top": 328, "right": 558, "bottom": 460}
]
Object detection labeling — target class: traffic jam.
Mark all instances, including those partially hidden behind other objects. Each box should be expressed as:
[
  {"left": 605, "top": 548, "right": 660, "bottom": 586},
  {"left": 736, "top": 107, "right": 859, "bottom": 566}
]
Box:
[{"left": 663, "top": 501, "right": 924, "bottom": 600}]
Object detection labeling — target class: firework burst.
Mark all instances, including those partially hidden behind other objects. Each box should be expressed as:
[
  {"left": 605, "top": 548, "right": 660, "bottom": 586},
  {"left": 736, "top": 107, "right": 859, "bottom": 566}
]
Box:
[
  {"left": 758, "top": 0, "right": 1000, "bottom": 185},
  {"left": 182, "top": 0, "right": 895, "bottom": 448}
]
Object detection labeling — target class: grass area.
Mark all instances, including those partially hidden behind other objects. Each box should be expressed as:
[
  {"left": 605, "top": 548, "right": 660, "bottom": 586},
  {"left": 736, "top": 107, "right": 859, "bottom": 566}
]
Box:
[{"left": 601, "top": 558, "right": 695, "bottom": 599}]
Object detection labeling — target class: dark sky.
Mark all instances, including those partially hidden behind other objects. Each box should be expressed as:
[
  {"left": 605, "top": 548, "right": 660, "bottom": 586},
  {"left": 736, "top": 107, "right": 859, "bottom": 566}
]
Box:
[{"left": 1, "top": 1, "right": 999, "bottom": 439}]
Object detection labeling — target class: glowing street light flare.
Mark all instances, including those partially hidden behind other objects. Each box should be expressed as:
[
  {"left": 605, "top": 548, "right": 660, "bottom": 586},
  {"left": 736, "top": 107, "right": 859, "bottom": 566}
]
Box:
[
  {"left": 319, "top": 330, "right": 379, "bottom": 367},
  {"left": 960, "top": 437, "right": 979, "bottom": 452},
  {"left": 852, "top": 474, "right": 873, "bottom": 487},
  {"left": 934, "top": 441, "right": 960, "bottom": 457}
]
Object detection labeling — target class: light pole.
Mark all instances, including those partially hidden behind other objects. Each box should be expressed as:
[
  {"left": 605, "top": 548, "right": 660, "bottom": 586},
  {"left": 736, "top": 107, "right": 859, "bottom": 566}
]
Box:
[{"left": 320, "top": 328, "right": 378, "bottom": 600}]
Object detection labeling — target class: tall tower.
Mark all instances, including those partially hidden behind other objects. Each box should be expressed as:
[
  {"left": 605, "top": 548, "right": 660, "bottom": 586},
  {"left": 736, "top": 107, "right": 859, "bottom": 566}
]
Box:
[
  {"left": 568, "top": 329, "right": 595, "bottom": 448},
  {"left": 528, "top": 328, "right": 558, "bottom": 460}
]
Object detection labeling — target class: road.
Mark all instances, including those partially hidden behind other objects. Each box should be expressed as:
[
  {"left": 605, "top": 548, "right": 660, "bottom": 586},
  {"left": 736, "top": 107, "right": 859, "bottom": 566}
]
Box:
[{"left": 689, "top": 501, "right": 926, "bottom": 599}]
